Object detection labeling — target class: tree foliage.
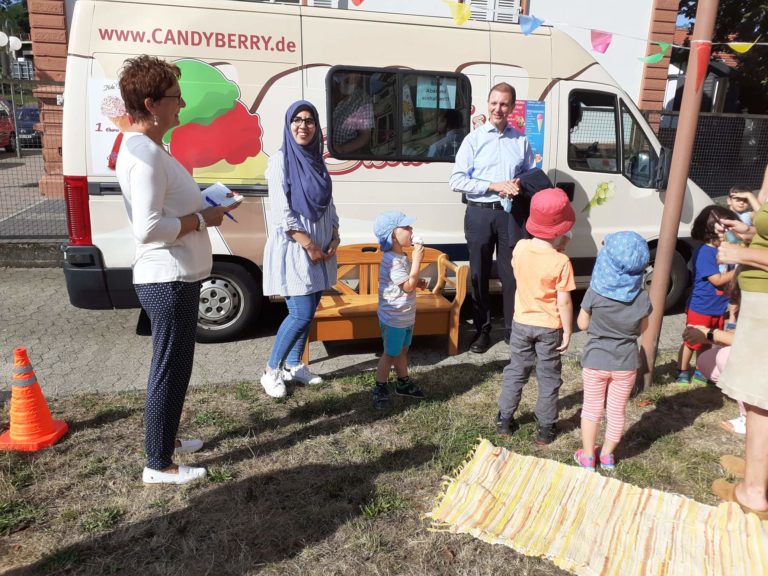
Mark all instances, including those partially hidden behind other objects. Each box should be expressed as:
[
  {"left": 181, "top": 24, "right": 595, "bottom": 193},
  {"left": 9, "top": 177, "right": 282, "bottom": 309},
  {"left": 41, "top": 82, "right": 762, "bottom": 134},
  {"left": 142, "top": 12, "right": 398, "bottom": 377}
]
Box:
[
  {"left": 1, "top": 0, "right": 29, "bottom": 35},
  {"left": 678, "top": 0, "right": 768, "bottom": 113}
]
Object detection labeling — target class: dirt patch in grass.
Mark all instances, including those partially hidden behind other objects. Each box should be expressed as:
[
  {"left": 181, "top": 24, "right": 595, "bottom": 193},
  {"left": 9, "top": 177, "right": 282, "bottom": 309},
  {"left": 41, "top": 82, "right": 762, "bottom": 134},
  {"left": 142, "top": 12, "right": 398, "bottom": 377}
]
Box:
[{"left": 0, "top": 352, "right": 745, "bottom": 574}]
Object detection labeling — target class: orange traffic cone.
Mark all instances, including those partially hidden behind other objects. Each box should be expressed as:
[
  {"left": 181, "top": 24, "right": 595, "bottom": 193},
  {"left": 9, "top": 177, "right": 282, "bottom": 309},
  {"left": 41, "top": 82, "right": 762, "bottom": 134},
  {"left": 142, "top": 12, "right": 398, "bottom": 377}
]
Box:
[{"left": 0, "top": 347, "right": 67, "bottom": 451}]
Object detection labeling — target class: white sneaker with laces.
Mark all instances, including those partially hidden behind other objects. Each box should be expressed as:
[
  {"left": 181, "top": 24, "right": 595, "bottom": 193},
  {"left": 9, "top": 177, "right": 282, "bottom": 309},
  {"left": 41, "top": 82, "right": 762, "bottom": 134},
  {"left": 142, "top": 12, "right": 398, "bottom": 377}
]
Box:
[
  {"left": 283, "top": 364, "right": 323, "bottom": 385},
  {"left": 142, "top": 465, "right": 206, "bottom": 485},
  {"left": 260, "top": 369, "right": 287, "bottom": 397}
]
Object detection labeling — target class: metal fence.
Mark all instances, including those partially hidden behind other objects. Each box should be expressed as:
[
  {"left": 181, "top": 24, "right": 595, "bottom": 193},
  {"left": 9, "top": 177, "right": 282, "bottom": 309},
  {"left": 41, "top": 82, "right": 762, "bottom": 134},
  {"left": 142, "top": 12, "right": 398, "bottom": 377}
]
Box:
[
  {"left": 0, "top": 78, "right": 67, "bottom": 241},
  {"left": 642, "top": 110, "right": 768, "bottom": 199}
]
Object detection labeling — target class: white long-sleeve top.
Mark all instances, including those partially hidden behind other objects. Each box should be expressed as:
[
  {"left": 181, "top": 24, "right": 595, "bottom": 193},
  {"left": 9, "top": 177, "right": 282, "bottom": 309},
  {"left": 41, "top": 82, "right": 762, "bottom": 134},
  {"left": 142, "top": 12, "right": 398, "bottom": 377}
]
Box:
[{"left": 116, "top": 132, "right": 212, "bottom": 284}]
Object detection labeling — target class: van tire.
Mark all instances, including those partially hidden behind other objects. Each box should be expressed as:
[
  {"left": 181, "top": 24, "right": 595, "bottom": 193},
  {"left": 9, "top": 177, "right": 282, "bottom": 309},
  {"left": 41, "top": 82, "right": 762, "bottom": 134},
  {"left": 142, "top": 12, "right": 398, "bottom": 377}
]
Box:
[
  {"left": 6, "top": 133, "right": 15, "bottom": 153},
  {"left": 196, "top": 261, "right": 261, "bottom": 343},
  {"left": 645, "top": 248, "right": 688, "bottom": 312}
]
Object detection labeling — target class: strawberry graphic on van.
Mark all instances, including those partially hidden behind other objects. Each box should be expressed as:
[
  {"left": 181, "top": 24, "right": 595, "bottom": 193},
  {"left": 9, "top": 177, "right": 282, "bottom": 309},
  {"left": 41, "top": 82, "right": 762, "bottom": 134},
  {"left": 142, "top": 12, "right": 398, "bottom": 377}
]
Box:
[{"left": 163, "top": 59, "right": 265, "bottom": 182}]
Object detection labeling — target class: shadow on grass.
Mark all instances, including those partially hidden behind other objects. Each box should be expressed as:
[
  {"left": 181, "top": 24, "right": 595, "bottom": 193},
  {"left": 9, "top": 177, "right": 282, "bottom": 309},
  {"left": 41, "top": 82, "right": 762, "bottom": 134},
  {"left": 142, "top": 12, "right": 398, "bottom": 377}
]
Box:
[
  {"left": 7, "top": 444, "right": 437, "bottom": 575},
  {"left": 199, "top": 361, "right": 504, "bottom": 469},
  {"left": 67, "top": 407, "right": 141, "bottom": 434},
  {"left": 619, "top": 384, "right": 724, "bottom": 460}
]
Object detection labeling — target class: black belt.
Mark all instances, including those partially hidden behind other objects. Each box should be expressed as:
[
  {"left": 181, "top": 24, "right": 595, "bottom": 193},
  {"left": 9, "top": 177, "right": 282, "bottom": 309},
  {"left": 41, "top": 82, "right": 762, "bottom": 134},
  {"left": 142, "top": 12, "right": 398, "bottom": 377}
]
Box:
[{"left": 466, "top": 200, "right": 504, "bottom": 210}]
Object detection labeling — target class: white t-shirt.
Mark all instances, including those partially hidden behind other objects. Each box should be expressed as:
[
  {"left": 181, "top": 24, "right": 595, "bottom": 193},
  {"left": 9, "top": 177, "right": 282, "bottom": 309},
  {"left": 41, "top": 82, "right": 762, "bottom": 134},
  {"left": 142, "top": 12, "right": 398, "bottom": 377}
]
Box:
[
  {"left": 378, "top": 251, "right": 416, "bottom": 328},
  {"left": 116, "top": 132, "right": 212, "bottom": 284}
]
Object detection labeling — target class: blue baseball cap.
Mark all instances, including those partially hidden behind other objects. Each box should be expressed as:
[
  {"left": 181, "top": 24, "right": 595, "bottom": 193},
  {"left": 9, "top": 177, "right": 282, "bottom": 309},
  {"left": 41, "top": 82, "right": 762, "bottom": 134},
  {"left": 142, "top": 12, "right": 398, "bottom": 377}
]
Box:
[
  {"left": 374, "top": 211, "right": 416, "bottom": 250},
  {"left": 590, "top": 231, "right": 650, "bottom": 303}
]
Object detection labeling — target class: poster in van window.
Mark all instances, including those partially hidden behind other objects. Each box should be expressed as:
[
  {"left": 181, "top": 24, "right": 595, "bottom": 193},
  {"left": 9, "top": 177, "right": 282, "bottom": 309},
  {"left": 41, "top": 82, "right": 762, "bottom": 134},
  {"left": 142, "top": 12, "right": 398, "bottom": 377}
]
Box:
[
  {"left": 415, "top": 76, "right": 456, "bottom": 109},
  {"left": 506, "top": 100, "right": 545, "bottom": 169},
  {"left": 88, "top": 59, "right": 268, "bottom": 183}
]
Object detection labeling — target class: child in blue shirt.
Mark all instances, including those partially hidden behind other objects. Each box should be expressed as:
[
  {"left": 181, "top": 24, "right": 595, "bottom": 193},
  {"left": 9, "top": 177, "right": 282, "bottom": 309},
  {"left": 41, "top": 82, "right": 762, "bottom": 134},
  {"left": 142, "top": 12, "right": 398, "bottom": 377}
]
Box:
[{"left": 677, "top": 205, "right": 738, "bottom": 384}]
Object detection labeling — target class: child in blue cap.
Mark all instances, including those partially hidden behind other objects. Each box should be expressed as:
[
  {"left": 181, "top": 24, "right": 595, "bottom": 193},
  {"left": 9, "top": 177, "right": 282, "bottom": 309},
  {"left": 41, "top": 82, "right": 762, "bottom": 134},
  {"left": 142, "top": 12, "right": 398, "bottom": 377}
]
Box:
[
  {"left": 372, "top": 211, "right": 427, "bottom": 410},
  {"left": 574, "top": 231, "right": 652, "bottom": 471}
]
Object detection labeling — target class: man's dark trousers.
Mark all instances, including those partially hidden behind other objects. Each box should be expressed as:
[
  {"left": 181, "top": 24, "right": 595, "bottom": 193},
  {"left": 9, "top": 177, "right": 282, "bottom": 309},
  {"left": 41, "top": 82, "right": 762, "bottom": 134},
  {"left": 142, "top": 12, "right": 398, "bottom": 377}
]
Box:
[{"left": 464, "top": 203, "right": 516, "bottom": 336}]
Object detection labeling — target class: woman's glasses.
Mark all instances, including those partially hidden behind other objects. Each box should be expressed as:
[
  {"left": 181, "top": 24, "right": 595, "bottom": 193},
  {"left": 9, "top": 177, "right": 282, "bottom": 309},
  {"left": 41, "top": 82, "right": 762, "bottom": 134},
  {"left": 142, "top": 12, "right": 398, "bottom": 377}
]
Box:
[{"left": 291, "top": 117, "right": 316, "bottom": 127}]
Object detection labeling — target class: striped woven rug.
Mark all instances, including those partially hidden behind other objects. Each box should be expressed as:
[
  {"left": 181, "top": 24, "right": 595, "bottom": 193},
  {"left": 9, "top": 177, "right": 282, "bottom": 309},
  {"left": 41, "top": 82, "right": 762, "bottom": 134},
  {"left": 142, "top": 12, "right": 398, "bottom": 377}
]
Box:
[{"left": 428, "top": 439, "right": 768, "bottom": 575}]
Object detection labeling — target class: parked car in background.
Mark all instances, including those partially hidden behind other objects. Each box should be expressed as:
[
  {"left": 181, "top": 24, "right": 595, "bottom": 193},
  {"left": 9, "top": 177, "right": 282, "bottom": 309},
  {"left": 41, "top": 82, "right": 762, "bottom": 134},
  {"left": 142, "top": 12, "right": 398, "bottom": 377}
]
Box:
[
  {"left": 0, "top": 108, "right": 15, "bottom": 152},
  {"left": 16, "top": 107, "right": 41, "bottom": 148}
]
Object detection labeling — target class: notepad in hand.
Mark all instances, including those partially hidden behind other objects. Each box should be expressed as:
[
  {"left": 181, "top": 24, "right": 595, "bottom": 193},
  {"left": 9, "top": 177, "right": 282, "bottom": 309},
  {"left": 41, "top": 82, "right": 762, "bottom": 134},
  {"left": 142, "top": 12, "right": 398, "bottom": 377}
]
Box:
[{"left": 202, "top": 182, "right": 243, "bottom": 207}]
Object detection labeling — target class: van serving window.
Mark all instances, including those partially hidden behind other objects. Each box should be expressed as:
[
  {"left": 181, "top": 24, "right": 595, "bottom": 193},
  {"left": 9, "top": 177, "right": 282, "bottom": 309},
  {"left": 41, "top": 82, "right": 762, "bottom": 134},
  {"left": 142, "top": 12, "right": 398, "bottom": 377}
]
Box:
[
  {"left": 567, "top": 91, "right": 619, "bottom": 174},
  {"left": 327, "top": 66, "right": 471, "bottom": 162}
]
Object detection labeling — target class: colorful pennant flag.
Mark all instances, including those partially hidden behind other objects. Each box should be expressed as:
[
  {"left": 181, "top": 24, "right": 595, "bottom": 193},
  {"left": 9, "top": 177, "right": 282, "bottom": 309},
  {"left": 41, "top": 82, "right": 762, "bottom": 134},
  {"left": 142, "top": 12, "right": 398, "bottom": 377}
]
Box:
[
  {"left": 519, "top": 15, "right": 545, "bottom": 36},
  {"left": 639, "top": 41, "right": 671, "bottom": 64},
  {"left": 590, "top": 30, "right": 612, "bottom": 54},
  {"left": 695, "top": 41, "right": 712, "bottom": 92},
  {"left": 443, "top": 0, "right": 471, "bottom": 26},
  {"left": 727, "top": 36, "right": 760, "bottom": 54}
]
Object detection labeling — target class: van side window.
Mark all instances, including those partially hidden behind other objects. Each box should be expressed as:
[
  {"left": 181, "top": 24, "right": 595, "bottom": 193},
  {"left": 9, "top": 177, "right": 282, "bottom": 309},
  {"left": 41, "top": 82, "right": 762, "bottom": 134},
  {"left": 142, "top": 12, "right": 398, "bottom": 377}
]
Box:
[
  {"left": 327, "top": 67, "right": 471, "bottom": 162},
  {"left": 621, "top": 102, "right": 658, "bottom": 188},
  {"left": 567, "top": 91, "right": 618, "bottom": 173}
]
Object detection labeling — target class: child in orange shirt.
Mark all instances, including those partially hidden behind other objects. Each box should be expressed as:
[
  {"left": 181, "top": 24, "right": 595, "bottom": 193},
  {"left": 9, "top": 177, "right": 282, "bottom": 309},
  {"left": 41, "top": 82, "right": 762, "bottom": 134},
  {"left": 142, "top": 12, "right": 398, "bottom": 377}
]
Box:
[{"left": 496, "top": 188, "right": 576, "bottom": 445}]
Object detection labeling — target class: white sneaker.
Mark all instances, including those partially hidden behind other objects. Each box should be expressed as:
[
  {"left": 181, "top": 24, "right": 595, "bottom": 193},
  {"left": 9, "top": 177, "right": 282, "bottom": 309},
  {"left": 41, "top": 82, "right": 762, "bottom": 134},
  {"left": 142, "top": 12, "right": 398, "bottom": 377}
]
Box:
[
  {"left": 174, "top": 438, "right": 203, "bottom": 455},
  {"left": 731, "top": 415, "right": 747, "bottom": 435},
  {"left": 260, "top": 369, "right": 287, "bottom": 398},
  {"left": 283, "top": 364, "right": 323, "bottom": 385},
  {"left": 143, "top": 465, "right": 206, "bottom": 485}
]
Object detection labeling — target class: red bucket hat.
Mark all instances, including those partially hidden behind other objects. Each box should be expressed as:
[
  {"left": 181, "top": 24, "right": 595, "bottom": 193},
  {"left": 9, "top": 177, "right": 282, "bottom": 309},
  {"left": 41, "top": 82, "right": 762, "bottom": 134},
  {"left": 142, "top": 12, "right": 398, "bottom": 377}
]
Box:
[{"left": 526, "top": 188, "right": 575, "bottom": 240}]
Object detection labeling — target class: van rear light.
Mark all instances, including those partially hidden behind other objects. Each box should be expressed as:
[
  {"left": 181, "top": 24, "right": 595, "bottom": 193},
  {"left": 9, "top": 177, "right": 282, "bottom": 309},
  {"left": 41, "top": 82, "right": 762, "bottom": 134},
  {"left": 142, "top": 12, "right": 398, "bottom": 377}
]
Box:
[{"left": 64, "top": 176, "right": 92, "bottom": 245}]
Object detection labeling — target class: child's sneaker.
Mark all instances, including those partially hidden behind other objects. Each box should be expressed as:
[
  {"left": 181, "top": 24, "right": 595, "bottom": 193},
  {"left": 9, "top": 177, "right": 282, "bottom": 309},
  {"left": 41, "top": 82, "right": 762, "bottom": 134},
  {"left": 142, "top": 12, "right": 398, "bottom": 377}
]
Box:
[
  {"left": 597, "top": 448, "right": 616, "bottom": 470},
  {"left": 691, "top": 369, "right": 713, "bottom": 387},
  {"left": 372, "top": 383, "right": 390, "bottom": 410},
  {"left": 394, "top": 377, "right": 425, "bottom": 399},
  {"left": 535, "top": 425, "right": 556, "bottom": 446},
  {"left": 676, "top": 370, "right": 691, "bottom": 385},
  {"left": 283, "top": 363, "right": 323, "bottom": 385},
  {"left": 573, "top": 449, "right": 596, "bottom": 471}
]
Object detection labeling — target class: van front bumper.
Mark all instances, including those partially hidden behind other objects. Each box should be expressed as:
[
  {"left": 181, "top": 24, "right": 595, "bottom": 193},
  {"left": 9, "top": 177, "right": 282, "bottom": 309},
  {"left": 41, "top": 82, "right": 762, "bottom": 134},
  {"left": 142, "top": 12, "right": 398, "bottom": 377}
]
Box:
[{"left": 62, "top": 245, "right": 138, "bottom": 309}]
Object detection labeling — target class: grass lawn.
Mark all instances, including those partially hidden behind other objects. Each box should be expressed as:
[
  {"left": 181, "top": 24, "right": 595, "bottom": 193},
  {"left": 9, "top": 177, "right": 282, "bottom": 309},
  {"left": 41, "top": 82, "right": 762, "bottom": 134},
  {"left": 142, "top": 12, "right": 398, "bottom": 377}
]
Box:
[{"left": 0, "top": 351, "right": 745, "bottom": 575}]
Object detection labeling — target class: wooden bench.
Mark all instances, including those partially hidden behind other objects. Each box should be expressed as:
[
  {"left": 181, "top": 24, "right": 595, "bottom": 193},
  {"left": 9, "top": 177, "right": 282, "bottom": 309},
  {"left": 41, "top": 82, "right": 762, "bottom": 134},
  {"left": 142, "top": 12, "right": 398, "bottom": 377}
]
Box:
[{"left": 302, "top": 243, "right": 469, "bottom": 365}]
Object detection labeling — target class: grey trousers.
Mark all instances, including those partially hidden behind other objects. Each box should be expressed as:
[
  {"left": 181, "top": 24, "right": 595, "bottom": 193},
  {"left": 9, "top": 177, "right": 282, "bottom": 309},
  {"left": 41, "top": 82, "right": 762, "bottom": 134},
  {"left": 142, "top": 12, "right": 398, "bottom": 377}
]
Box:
[{"left": 498, "top": 321, "right": 563, "bottom": 427}]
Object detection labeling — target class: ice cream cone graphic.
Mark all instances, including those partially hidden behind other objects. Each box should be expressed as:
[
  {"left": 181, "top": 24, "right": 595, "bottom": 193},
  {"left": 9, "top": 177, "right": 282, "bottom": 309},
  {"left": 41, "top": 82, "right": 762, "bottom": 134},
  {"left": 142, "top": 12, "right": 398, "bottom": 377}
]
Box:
[
  {"left": 101, "top": 95, "right": 131, "bottom": 131},
  {"left": 536, "top": 113, "right": 543, "bottom": 132}
]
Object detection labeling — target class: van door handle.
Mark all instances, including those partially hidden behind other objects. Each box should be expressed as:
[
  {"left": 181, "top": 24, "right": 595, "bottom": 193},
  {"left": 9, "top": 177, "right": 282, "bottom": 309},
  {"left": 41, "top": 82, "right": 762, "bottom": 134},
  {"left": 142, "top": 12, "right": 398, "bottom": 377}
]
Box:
[{"left": 556, "top": 182, "right": 575, "bottom": 202}]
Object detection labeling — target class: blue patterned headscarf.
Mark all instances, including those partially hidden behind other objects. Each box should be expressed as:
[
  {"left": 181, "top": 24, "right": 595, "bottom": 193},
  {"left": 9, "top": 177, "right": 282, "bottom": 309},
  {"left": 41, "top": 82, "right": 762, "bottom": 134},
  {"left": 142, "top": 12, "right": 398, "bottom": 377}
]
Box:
[
  {"left": 281, "top": 100, "right": 332, "bottom": 222},
  {"left": 590, "top": 231, "right": 650, "bottom": 303}
]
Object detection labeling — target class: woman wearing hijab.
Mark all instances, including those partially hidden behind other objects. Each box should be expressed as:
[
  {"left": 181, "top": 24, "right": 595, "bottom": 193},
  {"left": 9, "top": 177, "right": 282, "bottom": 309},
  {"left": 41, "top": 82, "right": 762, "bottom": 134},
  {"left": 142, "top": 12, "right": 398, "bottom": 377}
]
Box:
[{"left": 261, "top": 100, "right": 340, "bottom": 397}]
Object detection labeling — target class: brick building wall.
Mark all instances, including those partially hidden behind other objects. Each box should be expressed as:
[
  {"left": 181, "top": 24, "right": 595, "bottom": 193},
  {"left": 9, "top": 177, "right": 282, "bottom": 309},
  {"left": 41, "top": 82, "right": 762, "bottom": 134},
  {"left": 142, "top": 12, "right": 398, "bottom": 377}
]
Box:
[
  {"left": 638, "top": 0, "right": 678, "bottom": 120},
  {"left": 28, "top": 0, "right": 67, "bottom": 197}
]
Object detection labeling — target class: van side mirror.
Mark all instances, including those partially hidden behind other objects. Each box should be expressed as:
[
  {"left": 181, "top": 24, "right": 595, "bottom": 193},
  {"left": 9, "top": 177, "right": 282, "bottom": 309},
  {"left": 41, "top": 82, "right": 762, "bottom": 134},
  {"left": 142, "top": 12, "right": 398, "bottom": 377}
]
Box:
[{"left": 653, "top": 147, "right": 672, "bottom": 190}]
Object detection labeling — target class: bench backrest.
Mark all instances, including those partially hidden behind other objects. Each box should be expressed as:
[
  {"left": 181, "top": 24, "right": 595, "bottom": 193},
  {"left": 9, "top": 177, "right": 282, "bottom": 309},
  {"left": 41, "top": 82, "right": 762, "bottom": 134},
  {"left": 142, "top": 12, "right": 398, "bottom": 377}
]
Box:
[{"left": 334, "top": 243, "right": 446, "bottom": 296}]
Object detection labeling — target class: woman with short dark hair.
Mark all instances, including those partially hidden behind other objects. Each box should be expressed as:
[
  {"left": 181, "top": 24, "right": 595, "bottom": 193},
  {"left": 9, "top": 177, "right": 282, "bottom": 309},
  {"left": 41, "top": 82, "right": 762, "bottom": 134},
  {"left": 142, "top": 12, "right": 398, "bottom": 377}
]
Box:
[{"left": 117, "top": 55, "right": 238, "bottom": 484}]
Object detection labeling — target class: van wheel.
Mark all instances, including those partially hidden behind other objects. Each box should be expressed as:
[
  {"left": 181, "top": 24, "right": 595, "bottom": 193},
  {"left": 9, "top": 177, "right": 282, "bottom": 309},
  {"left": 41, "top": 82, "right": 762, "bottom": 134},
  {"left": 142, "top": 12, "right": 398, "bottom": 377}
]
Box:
[
  {"left": 644, "top": 248, "right": 688, "bottom": 312},
  {"left": 7, "top": 133, "right": 15, "bottom": 153},
  {"left": 196, "top": 261, "right": 261, "bottom": 343}
]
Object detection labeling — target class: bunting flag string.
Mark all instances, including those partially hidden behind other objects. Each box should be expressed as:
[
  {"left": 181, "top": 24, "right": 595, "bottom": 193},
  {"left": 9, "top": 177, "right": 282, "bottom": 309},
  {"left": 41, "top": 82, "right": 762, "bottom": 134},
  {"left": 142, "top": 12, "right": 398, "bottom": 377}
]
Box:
[
  {"left": 519, "top": 14, "right": 545, "bottom": 36},
  {"left": 443, "top": 0, "right": 471, "bottom": 26},
  {"left": 693, "top": 40, "right": 713, "bottom": 92},
  {"left": 639, "top": 42, "right": 671, "bottom": 64},
  {"left": 590, "top": 30, "right": 613, "bottom": 54}
]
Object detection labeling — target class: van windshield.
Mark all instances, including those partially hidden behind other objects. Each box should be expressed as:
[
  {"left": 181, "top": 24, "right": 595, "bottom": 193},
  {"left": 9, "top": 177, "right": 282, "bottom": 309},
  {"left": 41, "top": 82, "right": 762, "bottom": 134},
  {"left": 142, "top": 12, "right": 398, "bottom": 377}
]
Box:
[{"left": 18, "top": 109, "right": 40, "bottom": 122}]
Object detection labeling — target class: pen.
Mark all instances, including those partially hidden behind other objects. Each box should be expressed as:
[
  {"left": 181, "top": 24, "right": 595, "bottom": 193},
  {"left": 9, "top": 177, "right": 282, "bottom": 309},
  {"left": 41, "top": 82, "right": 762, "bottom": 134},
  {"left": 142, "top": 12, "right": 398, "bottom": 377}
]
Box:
[{"left": 205, "top": 197, "right": 238, "bottom": 223}]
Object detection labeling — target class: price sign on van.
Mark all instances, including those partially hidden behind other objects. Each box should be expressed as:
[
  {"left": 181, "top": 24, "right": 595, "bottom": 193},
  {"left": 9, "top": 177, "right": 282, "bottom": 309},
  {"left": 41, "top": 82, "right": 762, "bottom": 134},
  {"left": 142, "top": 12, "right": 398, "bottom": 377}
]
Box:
[{"left": 416, "top": 76, "right": 456, "bottom": 109}]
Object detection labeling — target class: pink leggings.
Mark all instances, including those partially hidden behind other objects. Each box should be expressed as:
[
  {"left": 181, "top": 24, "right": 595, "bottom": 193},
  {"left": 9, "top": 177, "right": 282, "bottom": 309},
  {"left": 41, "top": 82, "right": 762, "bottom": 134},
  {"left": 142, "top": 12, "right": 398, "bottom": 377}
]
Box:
[{"left": 581, "top": 368, "right": 636, "bottom": 443}]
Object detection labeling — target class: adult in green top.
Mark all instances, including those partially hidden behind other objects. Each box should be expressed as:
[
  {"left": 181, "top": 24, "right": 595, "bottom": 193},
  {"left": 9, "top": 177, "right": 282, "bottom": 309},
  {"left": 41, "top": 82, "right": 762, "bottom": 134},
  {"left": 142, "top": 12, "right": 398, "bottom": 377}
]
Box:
[{"left": 711, "top": 166, "right": 768, "bottom": 520}]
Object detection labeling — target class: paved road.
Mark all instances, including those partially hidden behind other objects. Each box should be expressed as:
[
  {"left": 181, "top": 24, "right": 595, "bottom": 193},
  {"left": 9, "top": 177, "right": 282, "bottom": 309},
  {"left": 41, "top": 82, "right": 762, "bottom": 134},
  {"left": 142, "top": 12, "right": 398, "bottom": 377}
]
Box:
[{"left": 0, "top": 268, "right": 687, "bottom": 398}]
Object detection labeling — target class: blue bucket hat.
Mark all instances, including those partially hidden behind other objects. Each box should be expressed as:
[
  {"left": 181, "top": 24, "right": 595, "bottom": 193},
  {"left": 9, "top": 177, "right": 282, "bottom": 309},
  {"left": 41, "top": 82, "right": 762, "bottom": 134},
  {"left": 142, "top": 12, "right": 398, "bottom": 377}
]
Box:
[
  {"left": 590, "top": 231, "right": 650, "bottom": 303},
  {"left": 374, "top": 211, "right": 416, "bottom": 250}
]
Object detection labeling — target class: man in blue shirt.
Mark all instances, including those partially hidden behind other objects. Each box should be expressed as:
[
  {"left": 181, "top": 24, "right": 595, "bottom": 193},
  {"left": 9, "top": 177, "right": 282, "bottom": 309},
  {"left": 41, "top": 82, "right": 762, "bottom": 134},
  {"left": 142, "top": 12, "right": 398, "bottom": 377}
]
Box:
[{"left": 449, "top": 83, "right": 535, "bottom": 353}]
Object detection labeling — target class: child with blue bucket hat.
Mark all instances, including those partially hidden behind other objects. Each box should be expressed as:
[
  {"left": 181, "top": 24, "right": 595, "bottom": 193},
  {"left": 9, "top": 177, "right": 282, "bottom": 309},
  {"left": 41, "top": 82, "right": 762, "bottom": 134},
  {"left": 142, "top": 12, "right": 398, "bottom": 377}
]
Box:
[{"left": 574, "top": 231, "right": 652, "bottom": 471}]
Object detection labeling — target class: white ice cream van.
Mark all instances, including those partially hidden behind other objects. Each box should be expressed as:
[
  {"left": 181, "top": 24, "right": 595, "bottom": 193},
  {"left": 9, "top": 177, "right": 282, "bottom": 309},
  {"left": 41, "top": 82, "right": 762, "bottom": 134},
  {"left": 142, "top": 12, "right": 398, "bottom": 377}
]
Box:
[{"left": 61, "top": 0, "right": 712, "bottom": 341}]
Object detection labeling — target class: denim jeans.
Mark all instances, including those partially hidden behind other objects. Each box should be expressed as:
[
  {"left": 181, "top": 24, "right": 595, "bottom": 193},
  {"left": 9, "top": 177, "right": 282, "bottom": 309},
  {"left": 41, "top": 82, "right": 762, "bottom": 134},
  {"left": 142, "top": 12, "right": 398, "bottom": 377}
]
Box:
[
  {"left": 498, "top": 321, "right": 563, "bottom": 426},
  {"left": 268, "top": 291, "right": 323, "bottom": 370}
]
